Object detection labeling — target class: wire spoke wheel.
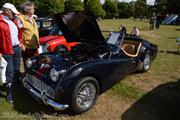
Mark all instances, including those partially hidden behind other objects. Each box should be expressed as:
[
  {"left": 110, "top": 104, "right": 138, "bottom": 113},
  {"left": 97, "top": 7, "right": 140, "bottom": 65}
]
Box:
[
  {"left": 76, "top": 83, "right": 96, "bottom": 109},
  {"left": 71, "top": 77, "right": 99, "bottom": 114},
  {"left": 143, "top": 53, "right": 151, "bottom": 71}
]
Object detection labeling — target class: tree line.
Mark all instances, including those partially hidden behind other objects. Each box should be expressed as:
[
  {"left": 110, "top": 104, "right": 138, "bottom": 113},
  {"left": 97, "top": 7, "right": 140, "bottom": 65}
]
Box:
[{"left": 0, "top": 0, "right": 179, "bottom": 18}]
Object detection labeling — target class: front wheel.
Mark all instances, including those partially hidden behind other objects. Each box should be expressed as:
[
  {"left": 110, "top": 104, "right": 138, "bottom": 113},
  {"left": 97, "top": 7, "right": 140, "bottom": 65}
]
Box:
[{"left": 71, "top": 77, "right": 100, "bottom": 114}]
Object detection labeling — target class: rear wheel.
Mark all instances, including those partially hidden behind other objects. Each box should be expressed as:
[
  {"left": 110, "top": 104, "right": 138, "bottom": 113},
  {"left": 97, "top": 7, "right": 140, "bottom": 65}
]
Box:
[
  {"left": 137, "top": 51, "right": 151, "bottom": 72},
  {"left": 71, "top": 77, "right": 99, "bottom": 114}
]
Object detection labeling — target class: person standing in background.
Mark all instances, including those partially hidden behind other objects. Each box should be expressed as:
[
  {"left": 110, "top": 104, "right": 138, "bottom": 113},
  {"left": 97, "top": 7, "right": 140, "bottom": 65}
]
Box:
[
  {"left": 149, "top": 17, "right": 154, "bottom": 30},
  {"left": 0, "top": 3, "right": 22, "bottom": 103},
  {"left": 149, "top": 13, "right": 156, "bottom": 30},
  {"left": 155, "top": 13, "right": 160, "bottom": 29},
  {"left": 18, "top": 1, "right": 39, "bottom": 69}
]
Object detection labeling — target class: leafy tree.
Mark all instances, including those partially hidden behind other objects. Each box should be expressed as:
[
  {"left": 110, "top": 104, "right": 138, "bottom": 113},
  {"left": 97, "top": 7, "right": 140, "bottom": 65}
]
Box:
[
  {"left": 154, "top": 0, "right": 167, "bottom": 15},
  {"left": 117, "top": 2, "right": 132, "bottom": 18},
  {"left": 134, "top": 0, "right": 148, "bottom": 18},
  {"left": 46, "top": 0, "right": 64, "bottom": 15},
  {"left": 103, "top": 0, "right": 119, "bottom": 18},
  {"left": 0, "top": 0, "right": 9, "bottom": 7},
  {"left": 83, "top": 0, "right": 88, "bottom": 11},
  {"left": 65, "top": 0, "right": 84, "bottom": 12},
  {"left": 0, "top": 0, "right": 26, "bottom": 10},
  {"left": 35, "top": 0, "right": 64, "bottom": 17},
  {"left": 129, "top": 1, "right": 135, "bottom": 17},
  {"left": 85, "top": 0, "right": 106, "bottom": 18},
  {"left": 167, "top": 0, "right": 180, "bottom": 14},
  {"left": 154, "top": 0, "right": 180, "bottom": 14}
]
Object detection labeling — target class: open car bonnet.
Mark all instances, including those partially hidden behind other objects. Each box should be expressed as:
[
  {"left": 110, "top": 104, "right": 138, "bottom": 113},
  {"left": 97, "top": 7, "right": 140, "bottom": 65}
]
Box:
[{"left": 53, "top": 11, "right": 109, "bottom": 48}]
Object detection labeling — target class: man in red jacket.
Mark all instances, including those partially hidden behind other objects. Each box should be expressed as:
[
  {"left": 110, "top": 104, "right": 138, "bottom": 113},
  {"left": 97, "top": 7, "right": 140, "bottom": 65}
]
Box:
[{"left": 0, "top": 3, "right": 23, "bottom": 103}]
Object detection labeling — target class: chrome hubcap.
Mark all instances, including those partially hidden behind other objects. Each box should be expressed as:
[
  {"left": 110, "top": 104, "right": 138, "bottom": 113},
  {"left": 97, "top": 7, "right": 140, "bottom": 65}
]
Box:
[
  {"left": 144, "top": 54, "right": 151, "bottom": 70},
  {"left": 76, "top": 83, "right": 96, "bottom": 109}
]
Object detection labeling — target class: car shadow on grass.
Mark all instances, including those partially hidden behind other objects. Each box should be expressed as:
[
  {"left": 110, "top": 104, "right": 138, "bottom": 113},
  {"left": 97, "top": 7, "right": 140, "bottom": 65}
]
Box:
[
  {"left": 121, "top": 79, "right": 180, "bottom": 120},
  {"left": 166, "top": 51, "right": 180, "bottom": 55},
  {"left": 167, "top": 37, "right": 179, "bottom": 39},
  {"left": 175, "top": 29, "right": 180, "bottom": 31},
  {"left": 12, "top": 86, "right": 72, "bottom": 118}
]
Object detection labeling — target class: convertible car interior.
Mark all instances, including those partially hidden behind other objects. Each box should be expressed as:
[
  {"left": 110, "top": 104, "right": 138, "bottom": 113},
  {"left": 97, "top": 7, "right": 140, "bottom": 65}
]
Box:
[
  {"left": 121, "top": 39, "right": 142, "bottom": 57},
  {"left": 107, "top": 32, "right": 142, "bottom": 57}
]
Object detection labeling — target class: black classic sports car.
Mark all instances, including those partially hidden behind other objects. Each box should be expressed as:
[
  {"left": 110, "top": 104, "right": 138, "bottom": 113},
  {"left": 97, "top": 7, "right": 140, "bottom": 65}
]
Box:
[{"left": 22, "top": 11, "right": 158, "bottom": 114}]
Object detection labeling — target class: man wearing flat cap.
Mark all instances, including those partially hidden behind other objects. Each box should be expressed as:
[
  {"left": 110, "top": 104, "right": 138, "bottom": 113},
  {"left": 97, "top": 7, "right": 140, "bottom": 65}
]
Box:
[{"left": 0, "top": 3, "right": 23, "bottom": 103}]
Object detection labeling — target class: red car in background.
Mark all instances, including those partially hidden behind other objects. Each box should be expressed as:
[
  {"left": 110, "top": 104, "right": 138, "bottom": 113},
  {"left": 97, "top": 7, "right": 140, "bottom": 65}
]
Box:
[{"left": 39, "top": 24, "right": 78, "bottom": 53}]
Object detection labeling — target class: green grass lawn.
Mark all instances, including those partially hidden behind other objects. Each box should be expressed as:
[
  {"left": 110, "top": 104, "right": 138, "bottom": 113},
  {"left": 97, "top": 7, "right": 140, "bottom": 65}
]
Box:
[
  {"left": 98, "top": 19, "right": 180, "bottom": 99},
  {"left": 0, "top": 19, "right": 180, "bottom": 120}
]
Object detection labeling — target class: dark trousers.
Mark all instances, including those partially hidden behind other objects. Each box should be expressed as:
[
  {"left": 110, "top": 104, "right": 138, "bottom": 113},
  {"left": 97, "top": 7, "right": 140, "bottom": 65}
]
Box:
[
  {"left": 150, "top": 23, "right": 154, "bottom": 30},
  {"left": 156, "top": 21, "right": 160, "bottom": 29},
  {"left": 3, "top": 55, "right": 13, "bottom": 84},
  {"left": 3, "top": 46, "right": 22, "bottom": 84}
]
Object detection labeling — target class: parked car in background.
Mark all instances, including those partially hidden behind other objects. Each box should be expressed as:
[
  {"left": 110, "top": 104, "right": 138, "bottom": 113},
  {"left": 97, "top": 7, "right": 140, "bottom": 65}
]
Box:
[
  {"left": 171, "top": 16, "right": 180, "bottom": 25},
  {"left": 39, "top": 21, "right": 78, "bottom": 53},
  {"left": 162, "top": 14, "right": 179, "bottom": 25},
  {"left": 36, "top": 18, "right": 53, "bottom": 37},
  {"left": 23, "top": 11, "right": 158, "bottom": 114},
  {"left": 39, "top": 35, "right": 78, "bottom": 53}
]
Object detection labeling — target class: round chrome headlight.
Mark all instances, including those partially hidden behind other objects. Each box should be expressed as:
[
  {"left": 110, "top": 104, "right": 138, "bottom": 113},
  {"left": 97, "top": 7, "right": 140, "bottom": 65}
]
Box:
[
  {"left": 26, "top": 59, "right": 32, "bottom": 68},
  {"left": 50, "top": 68, "right": 59, "bottom": 82}
]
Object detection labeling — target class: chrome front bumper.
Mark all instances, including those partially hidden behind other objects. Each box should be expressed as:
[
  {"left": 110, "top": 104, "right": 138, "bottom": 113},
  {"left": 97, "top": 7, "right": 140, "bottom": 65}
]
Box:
[{"left": 22, "top": 76, "right": 69, "bottom": 110}]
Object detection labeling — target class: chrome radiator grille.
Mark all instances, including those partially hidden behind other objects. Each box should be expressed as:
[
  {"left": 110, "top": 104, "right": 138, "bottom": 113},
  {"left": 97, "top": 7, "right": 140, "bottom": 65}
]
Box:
[{"left": 27, "top": 74, "right": 55, "bottom": 99}]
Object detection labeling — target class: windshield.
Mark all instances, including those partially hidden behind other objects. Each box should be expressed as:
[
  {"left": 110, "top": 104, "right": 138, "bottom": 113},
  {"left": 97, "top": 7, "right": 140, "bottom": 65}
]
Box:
[
  {"left": 107, "top": 32, "right": 125, "bottom": 46},
  {"left": 36, "top": 18, "right": 53, "bottom": 29},
  {"left": 49, "top": 24, "right": 63, "bottom": 35},
  {"left": 42, "top": 20, "right": 52, "bottom": 28}
]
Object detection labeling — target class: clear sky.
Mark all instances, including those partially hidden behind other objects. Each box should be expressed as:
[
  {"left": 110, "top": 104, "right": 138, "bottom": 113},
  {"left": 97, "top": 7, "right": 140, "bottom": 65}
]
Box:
[{"left": 146, "top": 0, "right": 156, "bottom": 5}]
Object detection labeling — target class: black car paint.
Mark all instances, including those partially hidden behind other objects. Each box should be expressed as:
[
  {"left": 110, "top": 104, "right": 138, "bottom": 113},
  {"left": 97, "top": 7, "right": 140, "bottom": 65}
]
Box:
[
  {"left": 56, "top": 57, "right": 135, "bottom": 103},
  {"left": 27, "top": 38, "right": 156, "bottom": 104},
  {"left": 54, "top": 39, "right": 157, "bottom": 104},
  {"left": 25, "top": 11, "right": 158, "bottom": 108}
]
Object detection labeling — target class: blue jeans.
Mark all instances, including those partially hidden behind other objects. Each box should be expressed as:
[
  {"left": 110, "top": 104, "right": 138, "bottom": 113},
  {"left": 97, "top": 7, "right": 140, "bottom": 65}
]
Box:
[
  {"left": 13, "top": 46, "right": 22, "bottom": 73},
  {"left": 3, "top": 46, "right": 22, "bottom": 84}
]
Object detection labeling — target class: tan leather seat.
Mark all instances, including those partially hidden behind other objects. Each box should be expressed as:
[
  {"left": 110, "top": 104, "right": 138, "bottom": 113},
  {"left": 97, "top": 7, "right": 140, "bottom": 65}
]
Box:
[{"left": 121, "top": 44, "right": 136, "bottom": 55}]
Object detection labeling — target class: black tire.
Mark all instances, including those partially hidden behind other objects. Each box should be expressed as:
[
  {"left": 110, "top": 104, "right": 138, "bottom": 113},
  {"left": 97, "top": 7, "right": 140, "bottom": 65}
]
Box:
[
  {"left": 71, "top": 77, "right": 100, "bottom": 114},
  {"left": 137, "top": 51, "right": 151, "bottom": 72},
  {"left": 54, "top": 45, "right": 67, "bottom": 53}
]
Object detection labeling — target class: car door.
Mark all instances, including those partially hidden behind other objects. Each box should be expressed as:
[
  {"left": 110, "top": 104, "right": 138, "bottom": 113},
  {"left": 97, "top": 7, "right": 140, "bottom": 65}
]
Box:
[
  {"left": 99, "top": 55, "right": 135, "bottom": 92},
  {"left": 108, "top": 56, "right": 134, "bottom": 82}
]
